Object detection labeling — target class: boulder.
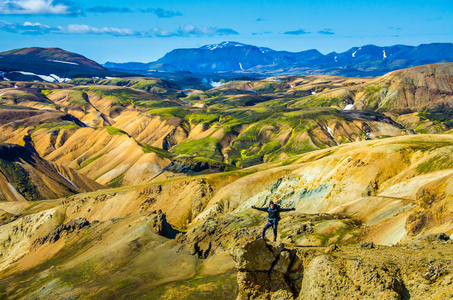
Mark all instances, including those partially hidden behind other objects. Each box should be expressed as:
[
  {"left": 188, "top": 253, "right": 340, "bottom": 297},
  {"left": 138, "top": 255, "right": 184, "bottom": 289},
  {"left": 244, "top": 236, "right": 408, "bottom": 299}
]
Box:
[
  {"left": 360, "top": 241, "right": 374, "bottom": 249},
  {"left": 424, "top": 233, "right": 450, "bottom": 243},
  {"left": 230, "top": 240, "right": 299, "bottom": 300},
  {"left": 296, "top": 222, "right": 314, "bottom": 234},
  {"left": 271, "top": 290, "right": 294, "bottom": 300},
  {"left": 273, "top": 249, "right": 293, "bottom": 274},
  {"left": 298, "top": 255, "right": 404, "bottom": 300},
  {"left": 230, "top": 239, "right": 277, "bottom": 272},
  {"left": 325, "top": 244, "right": 340, "bottom": 253},
  {"left": 230, "top": 240, "right": 411, "bottom": 300}
]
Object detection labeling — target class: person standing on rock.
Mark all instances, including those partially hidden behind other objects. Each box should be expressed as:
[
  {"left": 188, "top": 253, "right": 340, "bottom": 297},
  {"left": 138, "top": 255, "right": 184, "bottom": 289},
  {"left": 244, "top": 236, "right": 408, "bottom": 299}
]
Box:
[{"left": 252, "top": 201, "right": 295, "bottom": 242}]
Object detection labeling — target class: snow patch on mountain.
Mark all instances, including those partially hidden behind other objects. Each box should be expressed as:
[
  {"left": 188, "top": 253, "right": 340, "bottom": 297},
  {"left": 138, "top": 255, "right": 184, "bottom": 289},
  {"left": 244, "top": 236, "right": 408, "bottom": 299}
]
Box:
[
  {"left": 15, "top": 71, "right": 55, "bottom": 82},
  {"left": 49, "top": 60, "right": 79, "bottom": 65},
  {"left": 206, "top": 45, "right": 219, "bottom": 50},
  {"left": 259, "top": 47, "right": 274, "bottom": 54},
  {"left": 57, "top": 171, "right": 79, "bottom": 190},
  {"left": 12, "top": 71, "right": 70, "bottom": 83},
  {"left": 383, "top": 50, "right": 387, "bottom": 59},
  {"left": 202, "top": 41, "right": 247, "bottom": 50},
  {"left": 352, "top": 47, "right": 361, "bottom": 58},
  {"left": 50, "top": 74, "right": 70, "bottom": 82},
  {"left": 82, "top": 121, "right": 93, "bottom": 128},
  {"left": 7, "top": 183, "right": 25, "bottom": 201},
  {"left": 326, "top": 126, "right": 339, "bottom": 145},
  {"left": 0, "top": 71, "right": 9, "bottom": 81}
]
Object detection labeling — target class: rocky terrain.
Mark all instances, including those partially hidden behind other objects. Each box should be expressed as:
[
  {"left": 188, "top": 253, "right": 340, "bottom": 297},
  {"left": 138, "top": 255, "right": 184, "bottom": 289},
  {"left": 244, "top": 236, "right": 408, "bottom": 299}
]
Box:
[
  {"left": 0, "top": 131, "right": 453, "bottom": 298},
  {"left": 231, "top": 239, "right": 453, "bottom": 299},
  {"left": 0, "top": 62, "right": 453, "bottom": 299}
]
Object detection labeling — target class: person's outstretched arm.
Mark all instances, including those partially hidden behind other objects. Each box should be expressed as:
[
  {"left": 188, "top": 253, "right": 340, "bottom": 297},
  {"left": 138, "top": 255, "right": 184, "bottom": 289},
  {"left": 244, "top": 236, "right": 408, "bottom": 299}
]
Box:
[
  {"left": 279, "top": 207, "right": 296, "bottom": 212},
  {"left": 251, "top": 205, "right": 268, "bottom": 212}
]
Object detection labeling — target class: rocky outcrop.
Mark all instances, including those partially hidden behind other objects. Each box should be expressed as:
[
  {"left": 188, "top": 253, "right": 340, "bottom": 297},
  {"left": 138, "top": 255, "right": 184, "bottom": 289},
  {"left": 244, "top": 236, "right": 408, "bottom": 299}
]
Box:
[
  {"left": 300, "top": 255, "right": 404, "bottom": 300},
  {"left": 163, "top": 157, "right": 234, "bottom": 174},
  {"left": 422, "top": 233, "right": 451, "bottom": 243},
  {"left": 230, "top": 240, "right": 453, "bottom": 300},
  {"left": 360, "top": 241, "right": 375, "bottom": 249},
  {"left": 149, "top": 210, "right": 179, "bottom": 238},
  {"left": 33, "top": 218, "right": 90, "bottom": 247},
  {"left": 176, "top": 214, "right": 261, "bottom": 260},
  {"left": 230, "top": 239, "right": 306, "bottom": 300}
]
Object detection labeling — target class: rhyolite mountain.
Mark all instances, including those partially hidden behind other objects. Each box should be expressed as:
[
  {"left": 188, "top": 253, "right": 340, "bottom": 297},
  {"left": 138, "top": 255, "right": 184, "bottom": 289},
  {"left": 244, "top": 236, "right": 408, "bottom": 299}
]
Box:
[
  {"left": 2, "top": 62, "right": 453, "bottom": 298},
  {"left": 105, "top": 41, "right": 453, "bottom": 76},
  {"left": 0, "top": 47, "right": 129, "bottom": 82},
  {"left": 0, "top": 143, "right": 104, "bottom": 201}
]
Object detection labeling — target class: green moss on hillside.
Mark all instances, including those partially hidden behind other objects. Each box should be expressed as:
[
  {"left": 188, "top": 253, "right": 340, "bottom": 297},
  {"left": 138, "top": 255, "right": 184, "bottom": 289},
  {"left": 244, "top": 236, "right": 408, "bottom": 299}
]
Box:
[
  {"left": 105, "top": 126, "right": 128, "bottom": 135},
  {"left": 172, "top": 136, "right": 223, "bottom": 161},
  {"left": 416, "top": 152, "right": 453, "bottom": 174},
  {"left": 0, "top": 159, "right": 41, "bottom": 200},
  {"left": 139, "top": 271, "right": 238, "bottom": 300},
  {"left": 148, "top": 107, "right": 191, "bottom": 119},
  {"left": 107, "top": 174, "right": 125, "bottom": 188},
  {"left": 142, "top": 145, "right": 173, "bottom": 159},
  {"left": 34, "top": 121, "right": 80, "bottom": 132},
  {"left": 77, "top": 154, "right": 103, "bottom": 170}
]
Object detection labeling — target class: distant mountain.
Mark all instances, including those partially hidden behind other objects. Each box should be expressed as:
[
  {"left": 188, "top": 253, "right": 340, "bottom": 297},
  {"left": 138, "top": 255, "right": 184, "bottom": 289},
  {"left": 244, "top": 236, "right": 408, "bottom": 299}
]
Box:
[
  {"left": 0, "top": 47, "right": 129, "bottom": 82},
  {"left": 157, "top": 42, "right": 274, "bottom": 72},
  {"left": 1, "top": 47, "right": 105, "bottom": 70},
  {"left": 105, "top": 42, "right": 453, "bottom": 77}
]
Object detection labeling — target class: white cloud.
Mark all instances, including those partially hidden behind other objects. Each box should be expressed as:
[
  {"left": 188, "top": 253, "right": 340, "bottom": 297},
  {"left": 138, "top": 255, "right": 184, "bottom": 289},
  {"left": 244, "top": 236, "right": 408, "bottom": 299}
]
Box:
[
  {"left": 151, "top": 27, "right": 172, "bottom": 37},
  {"left": 59, "top": 24, "right": 135, "bottom": 35},
  {"left": 0, "top": 20, "right": 238, "bottom": 38},
  {"left": 0, "top": 0, "right": 81, "bottom": 15},
  {"left": 0, "top": 20, "right": 52, "bottom": 34},
  {"left": 151, "top": 25, "right": 239, "bottom": 37},
  {"left": 0, "top": 20, "right": 135, "bottom": 36}
]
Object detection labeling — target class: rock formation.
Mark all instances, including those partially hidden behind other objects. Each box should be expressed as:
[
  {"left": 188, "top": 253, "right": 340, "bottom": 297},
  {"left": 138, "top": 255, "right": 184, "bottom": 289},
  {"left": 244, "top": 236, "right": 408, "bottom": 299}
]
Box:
[{"left": 230, "top": 239, "right": 453, "bottom": 300}]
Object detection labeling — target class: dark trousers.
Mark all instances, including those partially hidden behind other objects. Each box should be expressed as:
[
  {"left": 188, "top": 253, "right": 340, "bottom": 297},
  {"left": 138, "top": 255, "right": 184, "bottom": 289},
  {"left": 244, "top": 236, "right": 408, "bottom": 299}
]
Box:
[{"left": 262, "top": 219, "right": 278, "bottom": 241}]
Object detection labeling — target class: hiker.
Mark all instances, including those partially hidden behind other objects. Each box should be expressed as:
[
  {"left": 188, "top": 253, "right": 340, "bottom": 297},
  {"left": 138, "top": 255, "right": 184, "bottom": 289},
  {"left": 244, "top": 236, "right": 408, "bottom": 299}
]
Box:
[{"left": 252, "top": 201, "right": 295, "bottom": 242}]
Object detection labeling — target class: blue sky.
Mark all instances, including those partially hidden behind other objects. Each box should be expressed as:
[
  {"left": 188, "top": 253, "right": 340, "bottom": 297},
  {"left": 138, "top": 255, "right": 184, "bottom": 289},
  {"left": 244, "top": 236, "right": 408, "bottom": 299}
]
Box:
[{"left": 0, "top": 0, "right": 451, "bottom": 63}]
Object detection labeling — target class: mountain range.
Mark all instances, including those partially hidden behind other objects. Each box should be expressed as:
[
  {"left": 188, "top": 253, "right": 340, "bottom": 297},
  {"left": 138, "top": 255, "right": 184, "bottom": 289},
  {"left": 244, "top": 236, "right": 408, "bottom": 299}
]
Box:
[
  {"left": 105, "top": 41, "right": 453, "bottom": 77},
  {"left": 1, "top": 43, "right": 452, "bottom": 83}
]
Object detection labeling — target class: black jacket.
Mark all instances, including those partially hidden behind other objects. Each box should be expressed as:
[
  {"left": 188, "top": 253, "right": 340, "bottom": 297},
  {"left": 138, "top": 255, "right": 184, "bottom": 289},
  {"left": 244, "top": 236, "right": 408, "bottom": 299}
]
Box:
[{"left": 252, "top": 205, "right": 294, "bottom": 221}]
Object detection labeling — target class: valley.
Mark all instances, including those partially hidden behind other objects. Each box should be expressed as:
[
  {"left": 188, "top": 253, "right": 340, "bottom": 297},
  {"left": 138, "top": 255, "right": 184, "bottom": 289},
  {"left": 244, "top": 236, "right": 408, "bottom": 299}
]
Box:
[{"left": 0, "top": 54, "right": 453, "bottom": 299}]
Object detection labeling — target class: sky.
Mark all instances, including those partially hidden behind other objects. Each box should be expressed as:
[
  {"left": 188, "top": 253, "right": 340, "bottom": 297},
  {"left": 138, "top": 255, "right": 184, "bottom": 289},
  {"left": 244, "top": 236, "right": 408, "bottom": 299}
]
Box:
[{"left": 0, "top": 0, "right": 452, "bottom": 63}]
